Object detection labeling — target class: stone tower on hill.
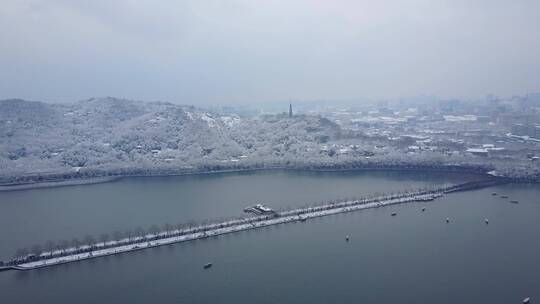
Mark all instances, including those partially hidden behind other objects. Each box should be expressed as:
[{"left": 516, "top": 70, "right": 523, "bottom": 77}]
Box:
[{"left": 289, "top": 103, "right": 293, "bottom": 118}]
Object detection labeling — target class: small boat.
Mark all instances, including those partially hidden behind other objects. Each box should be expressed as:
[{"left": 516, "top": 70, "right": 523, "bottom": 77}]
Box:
[
  {"left": 500, "top": 195, "right": 509, "bottom": 199},
  {"left": 244, "top": 203, "right": 274, "bottom": 214},
  {"left": 299, "top": 217, "right": 307, "bottom": 222},
  {"left": 523, "top": 297, "right": 530, "bottom": 304},
  {"left": 391, "top": 213, "right": 397, "bottom": 216},
  {"left": 203, "top": 263, "right": 212, "bottom": 269},
  {"left": 243, "top": 207, "right": 262, "bottom": 214},
  {"left": 421, "top": 207, "right": 426, "bottom": 212},
  {"left": 491, "top": 192, "right": 497, "bottom": 196},
  {"left": 345, "top": 235, "right": 350, "bottom": 242},
  {"left": 510, "top": 200, "right": 519, "bottom": 204},
  {"left": 485, "top": 219, "right": 489, "bottom": 224},
  {"left": 446, "top": 217, "right": 450, "bottom": 223}
]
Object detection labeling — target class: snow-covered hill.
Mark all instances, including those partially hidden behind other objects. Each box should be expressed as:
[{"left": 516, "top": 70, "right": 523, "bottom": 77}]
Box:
[
  {"left": 3, "top": 97, "right": 538, "bottom": 183},
  {"left": 0, "top": 98, "right": 343, "bottom": 178}
]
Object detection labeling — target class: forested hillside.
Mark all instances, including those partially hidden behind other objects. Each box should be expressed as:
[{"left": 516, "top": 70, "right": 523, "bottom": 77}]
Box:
[
  {"left": 0, "top": 98, "right": 344, "bottom": 181},
  {"left": 2, "top": 98, "right": 539, "bottom": 184}
]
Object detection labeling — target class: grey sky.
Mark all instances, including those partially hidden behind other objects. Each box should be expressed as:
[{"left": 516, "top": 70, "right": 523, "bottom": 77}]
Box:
[{"left": 1, "top": 0, "right": 539, "bottom": 104}]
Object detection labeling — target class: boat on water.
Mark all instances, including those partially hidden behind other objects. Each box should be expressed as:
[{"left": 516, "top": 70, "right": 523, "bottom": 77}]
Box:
[
  {"left": 421, "top": 207, "right": 426, "bottom": 212},
  {"left": 203, "top": 263, "right": 213, "bottom": 269},
  {"left": 345, "top": 235, "right": 350, "bottom": 242},
  {"left": 391, "top": 212, "right": 397, "bottom": 216},
  {"left": 299, "top": 217, "right": 307, "bottom": 222},
  {"left": 510, "top": 200, "right": 519, "bottom": 204},
  {"left": 523, "top": 297, "right": 530, "bottom": 304},
  {"left": 500, "top": 195, "right": 509, "bottom": 199},
  {"left": 255, "top": 204, "right": 273, "bottom": 213},
  {"left": 491, "top": 192, "right": 497, "bottom": 196},
  {"left": 244, "top": 203, "right": 275, "bottom": 214}
]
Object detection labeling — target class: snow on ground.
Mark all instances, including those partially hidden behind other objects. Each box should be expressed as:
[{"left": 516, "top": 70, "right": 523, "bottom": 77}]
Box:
[
  {"left": 200, "top": 113, "right": 217, "bottom": 128},
  {"left": 220, "top": 116, "right": 241, "bottom": 127}
]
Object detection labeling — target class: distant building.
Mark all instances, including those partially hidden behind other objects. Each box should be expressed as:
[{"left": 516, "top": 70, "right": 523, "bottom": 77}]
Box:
[
  {"left": 512, "top": 123, "right": 540, "bottom": 138},
  {"left": 289, "top": 103, "right": 293, "bottom": 118}
]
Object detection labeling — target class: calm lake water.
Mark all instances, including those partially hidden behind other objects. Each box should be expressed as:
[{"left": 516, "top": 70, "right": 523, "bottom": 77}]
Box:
[{"left": 0, "top": 170, "right": 538, "bottom": 303}]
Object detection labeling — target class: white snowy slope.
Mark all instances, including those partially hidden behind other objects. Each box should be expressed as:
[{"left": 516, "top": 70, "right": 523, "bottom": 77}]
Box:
[{"left": 1, "top": 97, "right": 539, "bottom": 182}]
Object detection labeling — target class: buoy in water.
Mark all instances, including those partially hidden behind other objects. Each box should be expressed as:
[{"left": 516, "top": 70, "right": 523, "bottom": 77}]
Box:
[
  {"left": 446, "top": 217, "right": 450, "bottom": 223},
  {"left": 485, "top": 218, "right": 489, "bottom": 224},
  {"left": 421, "top": 207, "right": 426, "bottom": 212},
  {"left": 345, "top": 235, "right": 350, "bottom": 242}
]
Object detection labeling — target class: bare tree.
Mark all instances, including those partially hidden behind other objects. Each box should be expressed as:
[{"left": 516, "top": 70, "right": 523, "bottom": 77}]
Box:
[
  {"left": 45, "top": 240, "right": 56, "bottom": 257},
  {"left": 71, "top": 238, "right": 81, "bottom": 252},
  {"left": 99, "top": 233, "right": 110, "bottom": 247},
  {"left": 186, "top": 220, "right": 196, "bottom": 229},
  {"left": 125, "top": 229, "right": 134, "bottom": 242},
  {"left": 112, "top": 230, "right": 124, "bottom": 244},
  {"left": 60, "top": 240, "right": 70, "bottom": 254},
  {"left": 83, "top": 235, "right": 96, "bottom": 249},
  {"left": 175, "top": 222, "right": 185, "bottom": 232},
  {"left": 149, "top": 225, "right": 160, "bottom": 237},
  {"left": 31, "top": 244, "right": 43, "bottom": 257},
  {"left": 14, "top": 248, "right": 29, "bottom": 260},
  {"left": 163, "top": 223, "right": 173, "bottom": 236},
  {"left": 134, "top": 227, "right": 145, "bottom": 239}
]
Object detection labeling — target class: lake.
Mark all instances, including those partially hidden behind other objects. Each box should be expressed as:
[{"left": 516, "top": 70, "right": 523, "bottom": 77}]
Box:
[{"left": 0, "top": 170, "right": 538, "bottom": 303}]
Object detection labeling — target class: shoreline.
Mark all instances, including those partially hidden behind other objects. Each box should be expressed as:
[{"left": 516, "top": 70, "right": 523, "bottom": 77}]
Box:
[
  {"left": 0, "top": 166, "right": 501, "bottom": 192},
  {"left": 0, "top": 176, "right": 121, "bottom": 192}
]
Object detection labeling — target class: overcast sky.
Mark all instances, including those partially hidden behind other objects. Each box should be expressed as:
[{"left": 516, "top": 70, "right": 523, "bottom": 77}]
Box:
[{"left": 1, "top": 0, "right": 539, "bottom": 105}]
